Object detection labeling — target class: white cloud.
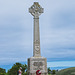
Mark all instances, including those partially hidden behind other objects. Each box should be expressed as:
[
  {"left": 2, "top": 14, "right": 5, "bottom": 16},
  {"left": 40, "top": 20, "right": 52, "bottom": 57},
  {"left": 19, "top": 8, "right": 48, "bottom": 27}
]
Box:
[
  {"left": 0, "top": 0, "right": 75, "bottom": 65},
  {"left": 0, "top": 57, "right": 27, "bottom": 65}
]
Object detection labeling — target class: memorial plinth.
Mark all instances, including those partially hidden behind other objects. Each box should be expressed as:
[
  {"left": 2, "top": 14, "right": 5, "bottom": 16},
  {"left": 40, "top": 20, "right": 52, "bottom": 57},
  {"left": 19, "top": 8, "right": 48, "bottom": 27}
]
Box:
[{"left": 27, "top": 2, "right": 48, "bottom": 75}]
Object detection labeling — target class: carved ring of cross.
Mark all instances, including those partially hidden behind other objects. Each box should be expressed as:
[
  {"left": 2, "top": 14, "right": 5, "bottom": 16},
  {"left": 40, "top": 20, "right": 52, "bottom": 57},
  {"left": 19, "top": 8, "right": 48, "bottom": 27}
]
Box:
[{"left": 29, "top": 2, "right": 44, "bottom": 17}]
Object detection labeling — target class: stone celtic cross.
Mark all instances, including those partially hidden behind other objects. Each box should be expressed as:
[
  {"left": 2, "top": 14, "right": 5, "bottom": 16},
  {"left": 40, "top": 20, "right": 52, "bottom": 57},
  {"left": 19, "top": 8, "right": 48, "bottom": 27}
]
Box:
[
  {"left": 29, "top": 2, "right": 44, "bottom": 57},
  {"left": 27, "top": 3, "right": 48, "bottom": 75},
  {"left": 29, "top": 2, "right": 44, "bottom": 18}
]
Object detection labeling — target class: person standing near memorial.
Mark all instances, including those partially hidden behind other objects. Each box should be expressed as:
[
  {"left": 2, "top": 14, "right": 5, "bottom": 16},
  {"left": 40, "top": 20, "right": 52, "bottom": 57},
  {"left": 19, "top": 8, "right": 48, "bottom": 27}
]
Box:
[{"left": 18, "top": 67, "right": 22, "bottom": 75}]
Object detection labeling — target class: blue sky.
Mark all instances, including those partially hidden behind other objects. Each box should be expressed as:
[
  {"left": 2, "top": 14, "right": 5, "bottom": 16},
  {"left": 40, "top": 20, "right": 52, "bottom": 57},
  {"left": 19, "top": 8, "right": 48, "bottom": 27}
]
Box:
[{"left": 0, "top": 0, "right": 75, "bottom": 65}]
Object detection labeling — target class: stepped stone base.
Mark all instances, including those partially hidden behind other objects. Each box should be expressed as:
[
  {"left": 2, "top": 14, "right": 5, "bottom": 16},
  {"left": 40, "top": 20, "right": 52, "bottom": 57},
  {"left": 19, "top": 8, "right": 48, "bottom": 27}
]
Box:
[{"left": 27, "top": 57, "right": 48, "bottom": 75}]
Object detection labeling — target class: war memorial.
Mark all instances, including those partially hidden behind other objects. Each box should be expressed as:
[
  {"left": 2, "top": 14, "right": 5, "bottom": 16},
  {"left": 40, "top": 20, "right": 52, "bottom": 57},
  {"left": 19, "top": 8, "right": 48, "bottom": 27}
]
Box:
[{"left": 27, "top": 2, "right": 48, "bottom": 75}]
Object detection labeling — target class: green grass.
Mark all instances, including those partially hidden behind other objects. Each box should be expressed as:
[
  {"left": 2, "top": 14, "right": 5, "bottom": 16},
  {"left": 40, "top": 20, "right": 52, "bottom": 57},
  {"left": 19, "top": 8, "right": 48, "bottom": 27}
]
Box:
[
  {"left": 48, "top": 74, "right": 51, "bottom": 75},
  {"left": 56, "top": 67, "right": 75, "bottom": 75},
  {"left": 48, "top": 74, "right": 56, "bottom": 75}
]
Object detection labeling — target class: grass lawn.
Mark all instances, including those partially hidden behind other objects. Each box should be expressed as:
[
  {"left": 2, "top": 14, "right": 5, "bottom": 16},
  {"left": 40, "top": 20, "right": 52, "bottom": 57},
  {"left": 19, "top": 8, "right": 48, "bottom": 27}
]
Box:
[{"left": 56, "top": 67, "right": 75, "bottom": 75}]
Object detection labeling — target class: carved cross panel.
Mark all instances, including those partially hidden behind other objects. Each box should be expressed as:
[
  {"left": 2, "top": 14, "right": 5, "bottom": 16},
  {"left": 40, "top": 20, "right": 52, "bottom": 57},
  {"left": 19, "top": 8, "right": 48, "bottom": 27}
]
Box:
[{"left": 29, "top": 2, "right": 44, "bottom": 18}]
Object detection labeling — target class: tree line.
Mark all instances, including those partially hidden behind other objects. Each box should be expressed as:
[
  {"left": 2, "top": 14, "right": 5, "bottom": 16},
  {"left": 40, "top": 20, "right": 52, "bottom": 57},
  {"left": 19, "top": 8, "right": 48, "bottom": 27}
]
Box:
[{"left": 0, "top": 63, "right": 56, "bottom": 75}]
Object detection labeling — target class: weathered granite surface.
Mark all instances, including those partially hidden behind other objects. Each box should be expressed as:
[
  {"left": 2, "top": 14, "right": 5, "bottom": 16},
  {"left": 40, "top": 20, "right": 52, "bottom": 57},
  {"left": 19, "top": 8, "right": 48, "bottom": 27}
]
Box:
[{"left": 27, "top": 57, "right": 47, "bottom": 75}]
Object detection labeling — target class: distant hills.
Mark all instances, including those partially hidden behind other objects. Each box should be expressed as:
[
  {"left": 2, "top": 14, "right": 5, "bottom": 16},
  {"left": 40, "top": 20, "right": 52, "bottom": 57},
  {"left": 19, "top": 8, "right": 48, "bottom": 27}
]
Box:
[{"left": 56, "top": 67, "right": 75, "bottom": 75}]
